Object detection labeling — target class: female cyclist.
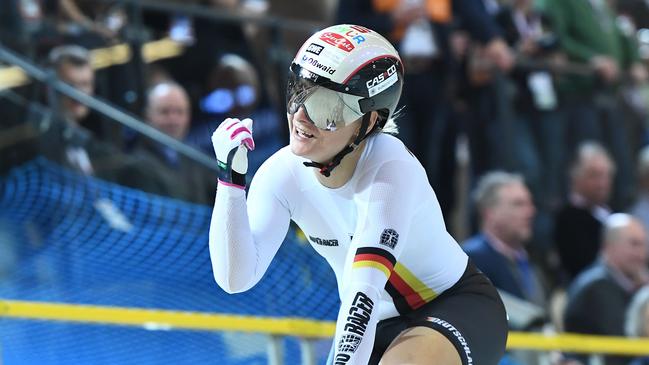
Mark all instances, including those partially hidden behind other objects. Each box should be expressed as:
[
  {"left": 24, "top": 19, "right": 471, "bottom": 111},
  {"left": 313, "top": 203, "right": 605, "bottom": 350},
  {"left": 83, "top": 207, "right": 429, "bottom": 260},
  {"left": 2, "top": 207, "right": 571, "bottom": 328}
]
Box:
[{"left": 209, "top": 24, "right": 508, "bottom": 365}]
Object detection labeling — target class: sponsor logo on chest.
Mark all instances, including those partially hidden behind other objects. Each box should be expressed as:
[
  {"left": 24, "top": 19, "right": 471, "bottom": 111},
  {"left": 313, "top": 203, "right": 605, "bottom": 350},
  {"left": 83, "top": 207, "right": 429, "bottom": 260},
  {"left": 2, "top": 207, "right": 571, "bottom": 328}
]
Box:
[{"left": 309, "top": 235, "right": 339, "bottom": 246}]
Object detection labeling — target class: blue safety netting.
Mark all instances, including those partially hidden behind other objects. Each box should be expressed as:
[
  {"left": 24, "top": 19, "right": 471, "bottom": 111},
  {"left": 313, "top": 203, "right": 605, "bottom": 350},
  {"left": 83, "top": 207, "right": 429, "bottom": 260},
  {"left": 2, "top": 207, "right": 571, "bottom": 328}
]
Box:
[{"left": 0, "top": 158, "right": 339, "bottom": 365}]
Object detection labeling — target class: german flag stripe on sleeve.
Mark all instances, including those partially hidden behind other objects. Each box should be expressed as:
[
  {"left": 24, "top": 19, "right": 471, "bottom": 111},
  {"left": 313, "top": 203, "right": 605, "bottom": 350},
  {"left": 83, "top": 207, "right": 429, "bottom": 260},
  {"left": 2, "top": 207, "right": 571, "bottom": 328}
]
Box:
[
  {"left": 352, "top": 247, "right": 396, "bottom": 278},
  {"left": 352, "top": 246, "right": 438, "bottom": 314}
]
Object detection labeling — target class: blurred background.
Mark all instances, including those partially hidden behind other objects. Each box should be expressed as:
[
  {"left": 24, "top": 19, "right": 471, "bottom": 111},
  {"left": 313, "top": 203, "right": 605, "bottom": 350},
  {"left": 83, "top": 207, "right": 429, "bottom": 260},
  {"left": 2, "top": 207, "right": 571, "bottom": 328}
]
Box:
[{"left": 2, "top": 0, "right": 649, "bottom": 364}]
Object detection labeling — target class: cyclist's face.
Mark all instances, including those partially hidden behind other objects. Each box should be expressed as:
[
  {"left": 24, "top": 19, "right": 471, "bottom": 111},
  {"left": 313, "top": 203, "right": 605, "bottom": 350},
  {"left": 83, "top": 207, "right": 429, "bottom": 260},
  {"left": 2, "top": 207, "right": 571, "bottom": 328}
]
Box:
[{"left": 287, "top": 106, "right": 361, "bottom": 163}]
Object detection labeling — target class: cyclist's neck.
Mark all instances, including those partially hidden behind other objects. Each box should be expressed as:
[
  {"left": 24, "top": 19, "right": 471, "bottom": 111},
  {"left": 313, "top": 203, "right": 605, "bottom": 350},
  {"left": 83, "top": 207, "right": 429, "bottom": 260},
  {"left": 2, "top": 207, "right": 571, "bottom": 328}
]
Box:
[{"left": 315, "top": 139, "right": 367, "bottom": 189}]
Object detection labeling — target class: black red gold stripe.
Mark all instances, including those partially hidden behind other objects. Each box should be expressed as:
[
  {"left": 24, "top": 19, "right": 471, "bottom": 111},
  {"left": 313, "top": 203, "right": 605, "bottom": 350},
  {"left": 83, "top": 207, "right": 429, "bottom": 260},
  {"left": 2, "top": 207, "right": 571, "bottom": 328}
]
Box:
[
  {"left": 352, "top": 247, "right": 438, "bottom": 314},
  {"left": 353, "top": 247, "right": 396, "bottom": 277}
]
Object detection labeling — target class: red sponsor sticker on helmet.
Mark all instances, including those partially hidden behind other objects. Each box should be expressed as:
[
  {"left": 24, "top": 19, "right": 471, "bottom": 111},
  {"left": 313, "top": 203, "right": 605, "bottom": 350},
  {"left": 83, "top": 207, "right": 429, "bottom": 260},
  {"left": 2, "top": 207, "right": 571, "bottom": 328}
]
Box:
[{"left": 319, "top": 32, "right": 355, "bottom": 52}]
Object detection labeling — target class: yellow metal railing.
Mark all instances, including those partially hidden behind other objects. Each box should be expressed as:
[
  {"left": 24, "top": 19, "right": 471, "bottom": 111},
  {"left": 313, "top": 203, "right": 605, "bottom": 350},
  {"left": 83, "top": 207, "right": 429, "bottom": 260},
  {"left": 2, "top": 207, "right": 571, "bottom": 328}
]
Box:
[
  {"left": 0, "top": 37, "right": 184, "bottom": 90},
  {"left": 0, "top": 299, "right": 334, "bottom": 338},
  {"left": 2, "top": 299, "right": 649, "bottom": 356}
]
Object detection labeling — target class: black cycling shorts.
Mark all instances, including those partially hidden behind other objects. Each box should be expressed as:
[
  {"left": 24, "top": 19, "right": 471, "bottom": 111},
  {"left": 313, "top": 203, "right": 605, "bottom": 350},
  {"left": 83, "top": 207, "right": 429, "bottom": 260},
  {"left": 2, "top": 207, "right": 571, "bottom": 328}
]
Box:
[{"left": 367, "top": 259, "right": 508, "bottom": 365}]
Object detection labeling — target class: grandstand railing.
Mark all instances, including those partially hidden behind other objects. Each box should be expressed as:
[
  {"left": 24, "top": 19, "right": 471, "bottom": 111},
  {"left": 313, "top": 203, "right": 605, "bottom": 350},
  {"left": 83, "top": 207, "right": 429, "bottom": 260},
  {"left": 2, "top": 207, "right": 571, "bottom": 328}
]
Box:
[{"left": 0, "top": 42, "right": 218, "bottom": 172}]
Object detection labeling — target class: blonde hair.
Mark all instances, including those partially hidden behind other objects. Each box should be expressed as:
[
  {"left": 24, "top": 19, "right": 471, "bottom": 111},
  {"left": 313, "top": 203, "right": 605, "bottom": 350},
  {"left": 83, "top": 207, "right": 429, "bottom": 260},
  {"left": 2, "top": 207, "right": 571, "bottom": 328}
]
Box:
[
  {"left": 381, "top": 118, "right": 399, "bottom": 135},
  {"left": 365, "top": 109, "right": 400, "bottom": 137},
  {"left": 376, "top": 106, "right": 403, "bottom": 135}
]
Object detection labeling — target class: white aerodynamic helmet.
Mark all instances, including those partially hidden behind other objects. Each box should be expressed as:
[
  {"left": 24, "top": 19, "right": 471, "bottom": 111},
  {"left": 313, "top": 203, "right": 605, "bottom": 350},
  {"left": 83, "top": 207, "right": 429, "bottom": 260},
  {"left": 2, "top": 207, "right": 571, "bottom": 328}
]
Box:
[{"left": 287, "top": 24, "right": 404, "bottom": 132}]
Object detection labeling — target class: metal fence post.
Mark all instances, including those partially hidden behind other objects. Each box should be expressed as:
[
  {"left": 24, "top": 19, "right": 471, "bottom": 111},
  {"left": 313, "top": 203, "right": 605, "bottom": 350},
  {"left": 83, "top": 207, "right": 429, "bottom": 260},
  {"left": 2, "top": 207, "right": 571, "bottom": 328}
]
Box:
[
  {"left": 589, "top": 354, "right": 604, "bottom": 365},
  {"left": 267, "top": 335, "right": 284, "bottom": 365},
  {"left": 299, "top": 337, "right": 316, "bottom": 365}
]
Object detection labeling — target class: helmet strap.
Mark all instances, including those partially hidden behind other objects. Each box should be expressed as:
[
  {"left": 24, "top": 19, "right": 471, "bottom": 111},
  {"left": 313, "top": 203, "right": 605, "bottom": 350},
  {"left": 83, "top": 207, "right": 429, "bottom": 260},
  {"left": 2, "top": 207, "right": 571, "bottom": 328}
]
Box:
[{"left": 303, "top": 113, "right": 372, "bottom": 177}]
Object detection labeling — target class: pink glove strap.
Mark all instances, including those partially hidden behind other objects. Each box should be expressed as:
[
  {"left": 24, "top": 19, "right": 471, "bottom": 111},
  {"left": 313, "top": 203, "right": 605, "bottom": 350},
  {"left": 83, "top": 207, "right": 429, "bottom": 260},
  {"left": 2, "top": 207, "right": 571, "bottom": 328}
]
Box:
[{"left": 218, "top": 179, "right": 246, "bottom": 190}]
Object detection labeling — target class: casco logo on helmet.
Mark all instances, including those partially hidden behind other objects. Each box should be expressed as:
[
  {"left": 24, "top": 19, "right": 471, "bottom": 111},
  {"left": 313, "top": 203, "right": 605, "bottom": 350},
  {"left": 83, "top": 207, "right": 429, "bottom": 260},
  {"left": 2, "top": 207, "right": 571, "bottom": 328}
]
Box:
[
  {"left": 319, "top": 32, "right": 355, "bottom": 52},
  {"left": 366, "top": 64, "right": 398, "bottom": 89},
  {"left": 301, "top": 55, "right": 336, "bottom": 75}
]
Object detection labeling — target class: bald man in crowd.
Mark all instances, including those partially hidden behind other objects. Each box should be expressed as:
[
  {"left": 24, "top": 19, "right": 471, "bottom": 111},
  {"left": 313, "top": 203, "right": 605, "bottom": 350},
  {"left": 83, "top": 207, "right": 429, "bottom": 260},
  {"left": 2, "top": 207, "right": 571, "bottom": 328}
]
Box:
[
  {"left": 563, "top": 214, "right": 649, "bottom": 365},
  {"left": 554, "top": 142, "right": 615, "bottom": 282},
  {"left": 132, "top": 81, "right": 216, "bottom": 204}
]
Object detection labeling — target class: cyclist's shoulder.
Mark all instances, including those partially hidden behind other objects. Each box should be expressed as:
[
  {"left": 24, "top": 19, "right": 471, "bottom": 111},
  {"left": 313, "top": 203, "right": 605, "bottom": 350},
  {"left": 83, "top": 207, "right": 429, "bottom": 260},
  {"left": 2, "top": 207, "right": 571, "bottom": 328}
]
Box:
[
  {"left": 257, "top": 146, "right": 302, "bottom": 171},
  {"left": 252, "top": 146, "right": 309, "bottom": 189},
  {"left": 358, "top": 134, "right": 427, "bottom": 186},
  {"left": 366, "top": 134, "right": 422, "bottom": 168}
]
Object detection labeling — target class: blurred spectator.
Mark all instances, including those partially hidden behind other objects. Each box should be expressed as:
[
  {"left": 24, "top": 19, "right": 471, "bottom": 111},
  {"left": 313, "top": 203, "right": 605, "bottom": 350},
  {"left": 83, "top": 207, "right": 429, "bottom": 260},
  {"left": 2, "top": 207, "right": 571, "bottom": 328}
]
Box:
[
  {"left": 149, "top": 0, "right": 254, "bottom": 120},
  {"left": 626, "top": 285, "right": 649, "bottom": 365},
  {"left": 336, "top": 0, "right": 514, "bottom": 221},
  {"left": 554, "top": 142, "right": 615, "bottom": 283},
  {"left": 49, "top": 45, "right": 95, "bottom": 127},
  {"left": 199, "top": 54, "right": 261, "bottom": 121},
  {"left": 46, "top": 1, "right": 140, "bottom": 120},
  {"left": 541, "top": 0, "right": 647, "bottom": 209},
  {"left": 131, "top": 81, "right": 217, "bottom": 204},
  {"left": 463, "top": 171, "right": 547, "bottom": 309},
  {"left": 630, "top": 146, "right": 649, "bottom": 232},
  {"left": 494, "top": 0, "right": 562, "bottom": 207},
  {"left": 563, "top": 213, "right": 649, "bottom": 365},
  {"left": 146, "top": 82, "right": 191, "bottom": 141},
  {"left": 48, "top": 43, "right": 123, "bottom": 144},
  {"left": 38, "top": 44, "right": 116, "bottom": 176},
  {"left": 0, "top": 0, "right": 46, "bottom": 53},
  {"left": 55, "top": 0, "right": 125, "bottom": 47},
  {"left": 188, "top": 53, "right": 283, "bottom": 176},
  {"left": 0, "top": 44, "right": 174, "bottom": 197},
  {"left": 492, "top": 0, "right": 565, "bottom": 264}
]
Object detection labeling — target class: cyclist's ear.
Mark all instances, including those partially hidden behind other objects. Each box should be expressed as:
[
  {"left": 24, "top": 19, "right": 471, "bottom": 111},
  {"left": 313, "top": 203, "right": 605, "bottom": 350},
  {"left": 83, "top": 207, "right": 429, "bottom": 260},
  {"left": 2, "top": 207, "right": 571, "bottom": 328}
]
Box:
[{"left": 362, "top": 111, "right": 380, "bottom": 138}]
